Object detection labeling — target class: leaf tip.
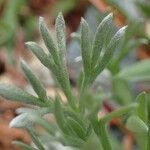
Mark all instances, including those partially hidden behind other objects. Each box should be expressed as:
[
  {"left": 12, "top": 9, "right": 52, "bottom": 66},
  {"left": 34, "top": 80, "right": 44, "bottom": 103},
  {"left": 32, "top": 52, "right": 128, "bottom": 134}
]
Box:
[
  {"left": 106, "top": 13, "right": 113, "bottom": 20},
  {"left": 39, "top": 16, "right": 44, "bottom": 23}
]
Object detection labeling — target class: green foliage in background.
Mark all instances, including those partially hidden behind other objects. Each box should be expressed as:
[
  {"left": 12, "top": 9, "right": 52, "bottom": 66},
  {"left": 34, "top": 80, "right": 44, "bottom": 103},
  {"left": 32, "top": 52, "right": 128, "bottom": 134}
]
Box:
[{"left": 0, "top": 12, "right": 150, "bottom": 150}]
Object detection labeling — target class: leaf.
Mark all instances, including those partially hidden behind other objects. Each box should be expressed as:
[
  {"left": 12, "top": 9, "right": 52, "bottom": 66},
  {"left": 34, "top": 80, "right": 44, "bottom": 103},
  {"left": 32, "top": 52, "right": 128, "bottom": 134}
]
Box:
[
  {"left": 101, "top": 103, "right": 138, "bottom": 123},
  {"left": 136, "top": 92, "right": 148, "bottom": 124},
  {"left": 10, "top": 113, "right": 33, "bottom": 128},
  {"left": 10, "top": 112, "right": 55, "bottom": 135},
  {"left": 66, "top": 116, "right": 86, "bottom": 140},
  {"left": 80, "top": 18, "right": 91, "bottom": 75},
  {"left": 95, "top": 26, "right": 127, "bottom": 76},
  {"left": 92, "top": 13, "right": 113, "bottom": 67},
  {"left": 54, "top": 98, "right": 68, "bottom": 134},
  {"left": 64, "top": 109, "right": 85, "bottom": 129},
  {"left": 39, "top": 17, "right": 59, "bottom": 64},
  {"left": 25, "top": 42, "right": 55, "bottom": 71},
  {"left": 21, "top": 60, "right": 47, "bottom": 100},
  {"left": 112, "top": 78, "right": 132, "bottom": 105},
  {"left": 64, "top": 135, "right": 85, "bottom": 148},
  {"left": 27, "top": 128, "right": 45, "bottom": 150},
  {"left": 0, "top": 84, "right": 44, "bottom": 106},
  {"left": 16, "top": 107, "right": 51, "bottom": 115},
  {"left": 126, "top": 115, "right": 148, "bottom": 135},
  {"left": 12, "top": 141, "right": 38, "bottom": 150},
  {"left": 55, "top": 12, "right": 66, "bottom": 64},
  {"left": 85, "top": 123, "right": 92, "bottom": 138},
  {"left": 54, "top": 13, "right": 76, "bottom": 110},
  {"left": 117, "top": 59, "right": 150, "bottom": 82}
]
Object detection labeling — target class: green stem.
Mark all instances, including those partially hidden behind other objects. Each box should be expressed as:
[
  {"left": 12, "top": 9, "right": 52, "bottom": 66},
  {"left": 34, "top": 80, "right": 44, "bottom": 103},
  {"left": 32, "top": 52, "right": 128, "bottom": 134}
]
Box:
[
  {"left": 98, "top": 120, "right": 112, "bottom": 150},
  {"left": 101, "top": 103, "right": 138, "bottom": 123}
]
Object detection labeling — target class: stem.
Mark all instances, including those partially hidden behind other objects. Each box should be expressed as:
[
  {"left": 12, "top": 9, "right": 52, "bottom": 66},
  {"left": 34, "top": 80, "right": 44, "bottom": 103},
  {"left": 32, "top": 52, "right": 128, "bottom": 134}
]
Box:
[
  {"left": 101, "top": 103, "right": 138, "bottom": 123},
  {"left": 98, "top": 120, "right": 112, "bottom": 150}
]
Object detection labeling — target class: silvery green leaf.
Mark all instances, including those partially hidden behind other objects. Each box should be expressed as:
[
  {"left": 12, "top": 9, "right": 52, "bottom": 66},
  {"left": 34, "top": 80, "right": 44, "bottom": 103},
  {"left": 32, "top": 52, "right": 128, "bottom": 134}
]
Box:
[
  {"left": 55, "top": 12, "right": 66, "bottom": 63},
  {"left": 126, "top": 115, "right": 148, "bottom": 135},
  {"left": 0, "top": 84, "right": 43, "bottom": 106},
  {"left": 81, "top": 18, "right": 91, "bottom": 74},
  {"left": 136, "top": 92, "right": 148, "bottom": 124},
  {"left": 21, "top": 60, "right": 47, "bottom": 100},
  {"left": 95, "top": 26, "right": 127, "bottom": 76},
  {"left": 9, "top": 113, "right": 33, "bottom": 128},
  {"left": 117, "top": 59, "right": 150, "bottom": 82},
  {"left": 25, "top": 42, "right": 55, "bottom": 71},
  {"left": 39, "top": 17, "right": 59, "bottom": 64},
  {"left": 12, "top": 141, "right": 38, "bottom": 150},
  {"left": 92, "top": 13, "right": 113, "bottom": 67},
  {"left": 16, "top": 107, "right": 51, "bottom": 115},
  {"left": 10, "top": 112, "right": 55, "bottom": 135}
]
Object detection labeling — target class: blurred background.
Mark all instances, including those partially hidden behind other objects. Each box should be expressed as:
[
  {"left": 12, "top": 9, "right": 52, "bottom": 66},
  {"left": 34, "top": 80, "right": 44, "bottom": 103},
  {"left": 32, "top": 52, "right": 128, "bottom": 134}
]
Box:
[{"left": 0, "top": 0, "right": 149, "bottom": 149}]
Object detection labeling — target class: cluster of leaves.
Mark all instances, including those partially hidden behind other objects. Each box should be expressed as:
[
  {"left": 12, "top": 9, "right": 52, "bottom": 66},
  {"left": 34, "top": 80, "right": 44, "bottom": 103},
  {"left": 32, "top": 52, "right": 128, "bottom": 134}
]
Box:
[{"left": 0, "top": 12, "right": 150, "bottom": 150}]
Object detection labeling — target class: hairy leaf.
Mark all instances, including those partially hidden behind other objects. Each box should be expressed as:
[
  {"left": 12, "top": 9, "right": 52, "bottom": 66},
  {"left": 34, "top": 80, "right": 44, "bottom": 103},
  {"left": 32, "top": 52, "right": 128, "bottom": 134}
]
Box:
[
  {"left": 55, "top": 12, "right": 66, "bottom": 64},
  {"left": 10, "top": 113, "right": 34, "bottom": 128},
  {"left": 0, "top": 84, "right": 44, "bottom": 106},
  {"left": 39, "top": 17, "right": 59, "bottom": 64},
  {"left": 81, "top": 18, "right": 91, "bottom": 75},
  {"left": 95, "top": 26, "right": 127, "bottom": 76},
  {"left": 92, "top": 13, "right": 113, "bottom": 67},
  {"left": 25, "top": 42, "right": 55, "bottom": 71},
  {"left": 21, "top": 60, "right": 47, "bottom": 100}
]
